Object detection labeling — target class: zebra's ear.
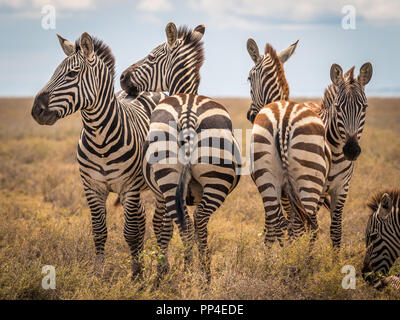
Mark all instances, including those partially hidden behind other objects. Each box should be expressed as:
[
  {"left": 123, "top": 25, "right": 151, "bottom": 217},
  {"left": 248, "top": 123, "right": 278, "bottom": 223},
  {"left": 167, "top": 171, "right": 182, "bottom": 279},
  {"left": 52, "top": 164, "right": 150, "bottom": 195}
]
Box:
[
  {"left": 378, "top": 193, "right": 392, "bottom": 219},
  {"left": 57, "top": 34, "right": 75, "bottom": 57},
  {"left": 80, "top": 32, "right": 94, "bottom": 59},
  {"left": 193, "top": 24, "right": 205, "bottom": 39},
  {"left": 165, "top": 22, "right": 178, "bottom": 48},
  {"left": 247, "top": 38, "right": 261, "bottom": 64},
  {"left": 330, "top": 63, "right": 344, "bottom": 86},
  {"left": 278, "top": 40, "right": 299, "bottom": 64},
  {"left": 358, "top": 62, "right": 373, "bottom": 86}
]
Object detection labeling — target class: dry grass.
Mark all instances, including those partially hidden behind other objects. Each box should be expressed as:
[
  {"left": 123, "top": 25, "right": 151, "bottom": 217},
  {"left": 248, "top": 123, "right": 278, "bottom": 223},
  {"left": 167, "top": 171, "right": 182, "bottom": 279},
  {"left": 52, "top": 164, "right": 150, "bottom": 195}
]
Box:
[{"left": 0, "top": 97, "right": 399, "bottom": 300}]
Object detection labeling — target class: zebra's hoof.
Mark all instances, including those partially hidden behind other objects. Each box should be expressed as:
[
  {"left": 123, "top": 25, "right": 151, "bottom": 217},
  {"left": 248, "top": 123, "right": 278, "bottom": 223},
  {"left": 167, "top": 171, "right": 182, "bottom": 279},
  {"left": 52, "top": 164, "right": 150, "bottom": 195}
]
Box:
[{"left": 131, "top": 261, "right": 143, "bottom": 281}]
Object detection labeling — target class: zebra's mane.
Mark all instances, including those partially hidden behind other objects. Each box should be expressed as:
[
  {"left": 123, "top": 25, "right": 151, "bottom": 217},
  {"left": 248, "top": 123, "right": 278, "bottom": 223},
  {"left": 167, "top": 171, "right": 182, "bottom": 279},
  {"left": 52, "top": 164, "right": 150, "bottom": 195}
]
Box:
[
  {"left": 75, "top": 37, "right": 116, "bottom": 79},
  {"left": 175, "top": 25, "right": 204, "bottom": 81},
  {"left": 367, "top": 189, "right": 400, "bottom": 212},
  {"left": 264, "top": 44, "right": 289, "bottom": 100}
]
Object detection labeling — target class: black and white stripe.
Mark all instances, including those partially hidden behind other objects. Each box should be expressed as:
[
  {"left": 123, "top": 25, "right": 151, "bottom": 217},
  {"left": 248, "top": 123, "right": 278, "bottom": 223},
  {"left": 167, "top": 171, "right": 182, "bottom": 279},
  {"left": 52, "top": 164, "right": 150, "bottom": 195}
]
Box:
[{"left": 31, "top": 32, "right": 167, "bottom": 279}]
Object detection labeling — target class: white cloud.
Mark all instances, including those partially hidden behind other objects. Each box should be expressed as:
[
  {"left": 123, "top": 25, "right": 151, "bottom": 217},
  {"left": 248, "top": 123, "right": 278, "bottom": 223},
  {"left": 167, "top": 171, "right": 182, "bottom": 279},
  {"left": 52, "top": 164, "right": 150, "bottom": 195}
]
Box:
[
  {"left": 137, "top": 0, "right": 172, "bottom": 12},
  {"left": 0, "top": 0, "right": 95, "bottom": 20},
  {"left": 189, "top": 0, "right": 400, "bottom": 30},
  {"left": 32, "top": 0, "right": 95, "bottom": 10},
  {"left": 0, "top": 0, "right": 95, "bottom": 11}
]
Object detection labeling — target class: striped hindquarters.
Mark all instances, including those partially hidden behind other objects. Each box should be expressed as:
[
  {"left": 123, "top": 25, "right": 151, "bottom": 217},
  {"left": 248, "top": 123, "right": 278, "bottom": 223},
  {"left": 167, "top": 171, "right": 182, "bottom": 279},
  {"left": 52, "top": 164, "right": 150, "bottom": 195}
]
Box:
[
  {"left": 143, "top": 94, "right": 241, "bottom": 222},
  {"left": 251, "top": 100, "right": 330, "bottom": 237}
]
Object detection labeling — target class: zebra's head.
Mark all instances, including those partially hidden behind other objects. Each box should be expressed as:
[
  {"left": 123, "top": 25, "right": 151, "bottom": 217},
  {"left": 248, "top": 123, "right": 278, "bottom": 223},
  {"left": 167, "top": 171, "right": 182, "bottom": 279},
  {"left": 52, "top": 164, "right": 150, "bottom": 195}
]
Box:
[
  {"left": 329, "top": 63, "right": 373, "bottom": 161},
  {"left": 120, "top": 22, "right": 205, "bottom": 97},
  {"left": 246, "top": 39, "right": 298, "bottom": 123},
  {"left": 32, "top": 33, "right": 115, "bottom": 125},
  {"left": 362, "top": 190, "right": 400, "bottom": 282}
]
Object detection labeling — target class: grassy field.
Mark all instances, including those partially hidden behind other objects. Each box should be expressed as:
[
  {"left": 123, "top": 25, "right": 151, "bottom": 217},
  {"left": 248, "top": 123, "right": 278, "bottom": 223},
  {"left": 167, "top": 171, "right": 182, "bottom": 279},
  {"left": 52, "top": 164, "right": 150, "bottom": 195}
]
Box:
[{"left": 0, "top": 97, "right": 399, "bottom": 300}]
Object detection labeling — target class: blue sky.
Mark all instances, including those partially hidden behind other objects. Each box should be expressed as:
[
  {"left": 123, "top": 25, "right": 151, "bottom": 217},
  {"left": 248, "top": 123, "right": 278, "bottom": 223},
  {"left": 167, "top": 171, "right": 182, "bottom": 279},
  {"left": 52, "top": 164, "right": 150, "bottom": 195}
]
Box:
[{"left": 1, "top": 0, "right": 400, "bottom": 97}]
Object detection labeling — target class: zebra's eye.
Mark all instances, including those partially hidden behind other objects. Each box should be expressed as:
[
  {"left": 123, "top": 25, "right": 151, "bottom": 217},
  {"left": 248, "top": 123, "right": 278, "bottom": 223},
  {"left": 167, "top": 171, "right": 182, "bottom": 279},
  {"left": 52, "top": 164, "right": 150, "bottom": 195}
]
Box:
[
  {"left": 148, "top": 55, "right": 156, "bottom": 62},
  {"left": 369, "top": 232, "right": 379, "bottom": 241},
  {"left": 66, "top": 70, "right": 78, "bottom": 78}
]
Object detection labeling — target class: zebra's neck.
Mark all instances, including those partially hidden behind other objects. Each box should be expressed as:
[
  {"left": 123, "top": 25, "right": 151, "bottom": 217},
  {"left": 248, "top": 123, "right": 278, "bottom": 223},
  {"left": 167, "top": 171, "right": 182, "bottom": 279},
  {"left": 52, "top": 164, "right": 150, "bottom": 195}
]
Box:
[
  {"left": 166, "top": 43, "right": 202, "bottom": 95},
  {"left": 315, "top": 84, "right": 342, "bottom": 150},
  {"left": 80, "top": 71, "right": 124, "bottom": 145}
]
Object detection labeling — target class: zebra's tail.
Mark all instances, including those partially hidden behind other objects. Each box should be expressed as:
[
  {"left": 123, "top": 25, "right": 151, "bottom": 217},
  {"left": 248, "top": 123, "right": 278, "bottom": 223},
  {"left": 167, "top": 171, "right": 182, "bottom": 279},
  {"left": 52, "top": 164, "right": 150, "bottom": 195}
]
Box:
[
  {"left": 279, "top": 123, "right": 316, "bottom": 231},
  {"left": 283, "top": 175, "right": 316, "bottom": 231},
  {"left": 175, "top": 164, "right": 191, "bottom": 230}
]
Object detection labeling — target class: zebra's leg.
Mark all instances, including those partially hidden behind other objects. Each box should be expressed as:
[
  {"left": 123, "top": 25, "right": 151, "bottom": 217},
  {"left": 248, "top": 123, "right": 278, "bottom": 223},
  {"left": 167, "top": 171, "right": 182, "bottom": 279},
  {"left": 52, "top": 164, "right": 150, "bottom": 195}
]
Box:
[
  {"left": 178, "top": 206, "right": 195, "bottom": 271},
  {"left": 120, "top": 190, "right": 146, "bottom": 280},
  {"left": 154, "top": 187, "right": 194, "bottom": 284},
  {"left": 193, "top": 187, "right": 222, "bottom": 282},
  {"left": 329, "top": 186, "right": 349, "bottom": 248},
  {"left": 84, "top": 187, "right": 108, "bottom": 276},
  {"left": 153, "top": 196, "right": 165, "bottom": 245},
  {"left": 258, "top": 181, "right": 284, "bottom": 246},
  {"left": 280, "top": 192, "right": 290, "bottom": 232}
]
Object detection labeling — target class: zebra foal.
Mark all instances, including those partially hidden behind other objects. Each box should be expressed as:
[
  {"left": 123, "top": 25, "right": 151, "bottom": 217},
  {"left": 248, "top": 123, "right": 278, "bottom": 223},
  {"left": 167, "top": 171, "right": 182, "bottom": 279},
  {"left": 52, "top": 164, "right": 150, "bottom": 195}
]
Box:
[{"left": 31, "top": 32, "right": 167, "bottom": 279}]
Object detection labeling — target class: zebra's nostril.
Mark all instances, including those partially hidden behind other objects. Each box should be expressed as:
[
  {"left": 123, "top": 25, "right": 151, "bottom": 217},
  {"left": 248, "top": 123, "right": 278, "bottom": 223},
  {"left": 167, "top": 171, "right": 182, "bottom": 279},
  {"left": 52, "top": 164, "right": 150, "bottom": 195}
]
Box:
[{"left": 120, "top": 74, "right": 125, "bottom": 81}]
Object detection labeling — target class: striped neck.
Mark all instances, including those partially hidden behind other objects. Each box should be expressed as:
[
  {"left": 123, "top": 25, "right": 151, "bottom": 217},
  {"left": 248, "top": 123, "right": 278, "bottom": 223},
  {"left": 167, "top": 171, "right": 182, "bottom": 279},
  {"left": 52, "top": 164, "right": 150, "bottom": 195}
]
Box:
[
  {"left": 315, "top": 84, "right": 341, "bottom": 149},
  {"left": 165, "top": 34, "right": 203, "bottom": 95},
  {"left": 80, "top": 67, "right": 123, "bottom": 144}
]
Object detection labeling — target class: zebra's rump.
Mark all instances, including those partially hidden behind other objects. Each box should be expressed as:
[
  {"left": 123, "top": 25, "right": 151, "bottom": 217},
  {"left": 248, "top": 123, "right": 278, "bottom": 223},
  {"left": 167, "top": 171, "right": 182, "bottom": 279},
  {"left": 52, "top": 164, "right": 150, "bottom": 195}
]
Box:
[
  {"left": 143, "top": 93, "right": 241, "bottom": 203},
  {"left": 252, "top": 100, "right": 329, "bottom": 177}
]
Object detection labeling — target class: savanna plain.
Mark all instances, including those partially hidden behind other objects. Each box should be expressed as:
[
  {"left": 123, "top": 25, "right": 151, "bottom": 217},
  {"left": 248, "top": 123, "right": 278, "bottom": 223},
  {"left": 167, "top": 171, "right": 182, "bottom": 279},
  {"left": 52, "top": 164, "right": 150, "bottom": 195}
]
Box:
[{"left": 0, "top": 97, "right": 399, "bottom": 299}]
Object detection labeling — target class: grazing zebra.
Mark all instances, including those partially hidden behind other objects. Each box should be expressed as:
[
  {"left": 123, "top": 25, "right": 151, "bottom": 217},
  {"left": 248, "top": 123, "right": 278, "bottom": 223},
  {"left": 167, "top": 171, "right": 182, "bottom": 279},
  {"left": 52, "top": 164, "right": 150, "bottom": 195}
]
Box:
[
  {"left": 31, "top": 32, "right": 167, "bottom": 279},
  {"left": 121, "top": 23, "right": 241, "bottom": 283},
  {"left": 303, "top": 63, "right": 373, "bottom": 247},
  {"left": 247, "top": 40, "right": 331, "bottom": 242},
  {"left": 363, "top": 189, "right": 400, "bottom": 282}
]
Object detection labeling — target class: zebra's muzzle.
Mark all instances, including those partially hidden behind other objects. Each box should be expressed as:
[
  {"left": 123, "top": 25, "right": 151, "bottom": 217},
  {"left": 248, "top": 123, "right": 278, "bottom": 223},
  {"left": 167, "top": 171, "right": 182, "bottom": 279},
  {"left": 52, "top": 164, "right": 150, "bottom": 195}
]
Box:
[
  {"left": 343, "top": 135, "right": 361, "bottom": 161},
  {"left": 31, "top": 92, "right": 59, "bottom": 126},
  {"left": 120, "top": 71, "right": 139, "bottom": 98}
]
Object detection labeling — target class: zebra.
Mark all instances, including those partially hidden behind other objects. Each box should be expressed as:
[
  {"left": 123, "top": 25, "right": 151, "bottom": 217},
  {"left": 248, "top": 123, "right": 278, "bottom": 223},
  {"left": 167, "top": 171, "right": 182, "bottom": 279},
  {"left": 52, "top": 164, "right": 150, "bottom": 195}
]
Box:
[
  {"left": 120, "top": 22, "right": 205, "bottom": 97},
  {"left": 362, "top": 189, "right": 400, "bottom": 283},
  {"left": 247, "top": 39, "right": 331, "bottom": 243},
  {"left": 121, "top": 23, "right": 241, "bottom": 283},
  {"left": 303, "top": 62, "right": 373, "bottom": 247},
  {"left": 31, "top": 32, "right": 168, "bottom": 280}
]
